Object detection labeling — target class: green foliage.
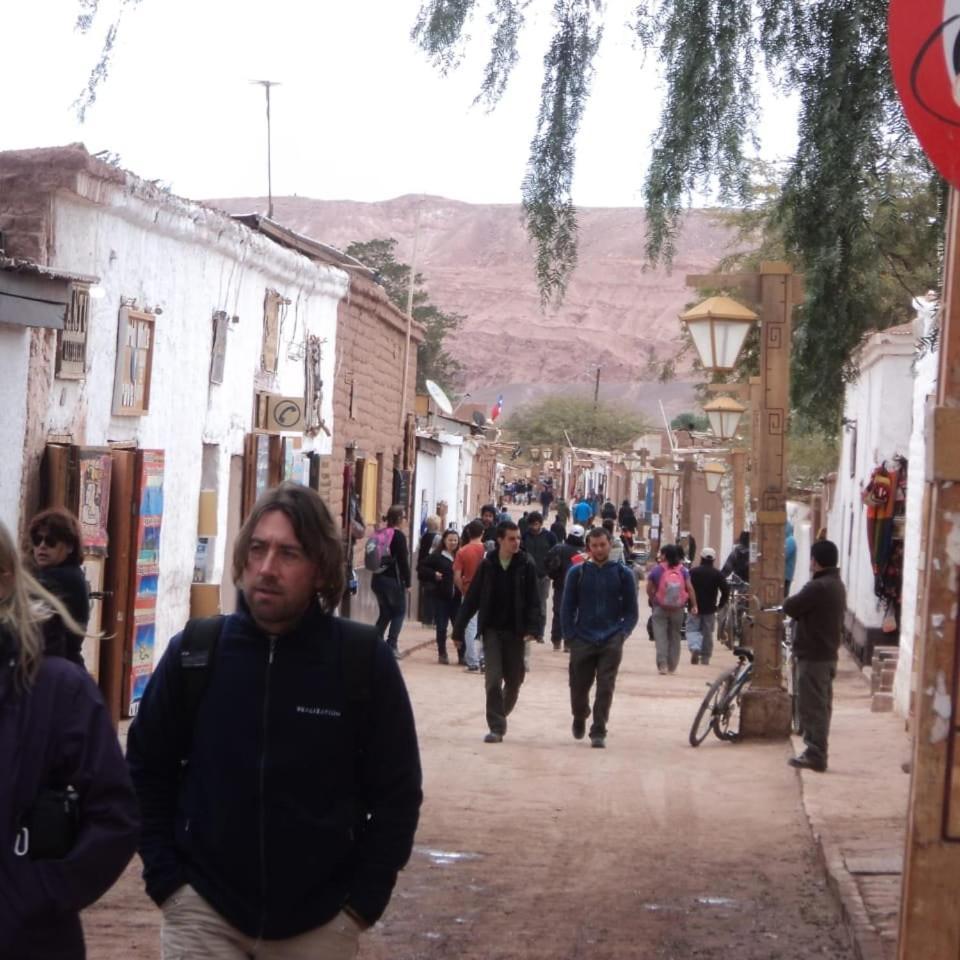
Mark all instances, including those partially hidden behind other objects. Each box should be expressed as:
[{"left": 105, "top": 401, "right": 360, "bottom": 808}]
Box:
[
  {"left": 788, "top": 427, "right": 839, "bottom": 490},
  {"left": 413, "top": 0, "right": 604, "bottom": 304},
  {"left": 344, "top": 238, "right": 465, "bottom": 397},
  {"left": 670, "top": 412, "right": 709, "bottom": 432},
  {"left": 410, "top": 0, "right": 944, "bottom": 433},
  {"left": 504, "top": 395, "right": 651, "bottom": 450}
]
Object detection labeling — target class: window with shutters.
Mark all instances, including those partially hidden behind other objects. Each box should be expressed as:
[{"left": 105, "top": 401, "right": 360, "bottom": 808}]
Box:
[
  {"left": 112, "top": 306, "right": 156, "bottom": 416},
  {"left": 210, "top": 310, "right": 228, "bottom": 384},
  {"left": 261, "top": 290, "right": 289, "bottom": 373},
  {"left": 55, "top": 286, "right": 90, "bottom": 379}
]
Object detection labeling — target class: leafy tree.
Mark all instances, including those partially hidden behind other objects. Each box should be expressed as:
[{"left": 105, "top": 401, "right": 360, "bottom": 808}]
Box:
[
  {"left": 409, "top": 0, "right": 944, "bottom": 432},
  {"left": 344, "top": 238, "right": 464, "bottom": 397},
  {"left": 670, "top": 412, "right": 709, "bottom": 432},
  {"left": 651, "top": 157, "right": 941, "bottom": 431},
  {"left": 505, "top": 395, "right": 651, "bottom": 450}
]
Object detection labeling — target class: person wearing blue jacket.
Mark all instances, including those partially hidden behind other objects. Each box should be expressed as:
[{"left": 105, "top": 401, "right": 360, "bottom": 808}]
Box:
[
  {"left": 784, "top": 520, "right": 798, "bottom": 597},
  {"left": 0, "top": 520, "right": 139, "bottom": 960},
  {"left": 561, "top": 527, "right": 639, "bottom": 748},
  {"left": 127, "top": 483, "right": 422, "bottom": 958}
]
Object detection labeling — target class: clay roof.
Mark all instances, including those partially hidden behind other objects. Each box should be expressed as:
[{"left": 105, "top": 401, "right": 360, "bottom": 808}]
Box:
[{"left": 0, "top": 255, "right": 98, "bottom": 285}]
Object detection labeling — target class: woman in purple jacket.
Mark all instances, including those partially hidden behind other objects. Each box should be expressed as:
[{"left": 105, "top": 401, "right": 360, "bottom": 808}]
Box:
[{"left": 0, "top": 520, "right": 139, "bottom": 959}]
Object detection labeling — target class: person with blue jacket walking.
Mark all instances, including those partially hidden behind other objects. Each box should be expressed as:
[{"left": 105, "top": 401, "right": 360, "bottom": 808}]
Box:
[
  {"left": 127, "top": 484, "right": 422, "bottom": 959},
  {"left": 561, "top": 527, "right": 639, "bottom": 748},
  {"left": 784, "top": 521, "right": 798, "bottom": 597}
]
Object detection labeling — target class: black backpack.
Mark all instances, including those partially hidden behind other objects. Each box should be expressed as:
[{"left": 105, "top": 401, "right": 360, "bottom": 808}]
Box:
[{"left": 175, "top": 615, "right": 379, "bottom": 763}]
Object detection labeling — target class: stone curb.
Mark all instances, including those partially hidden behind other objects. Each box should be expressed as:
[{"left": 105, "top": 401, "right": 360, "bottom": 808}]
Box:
[
  {"left": 795, "top": 750, "right": 891, "bottom": 960},
  {"left": 813, "top": 830, "right": 889, "bottom": 960}
]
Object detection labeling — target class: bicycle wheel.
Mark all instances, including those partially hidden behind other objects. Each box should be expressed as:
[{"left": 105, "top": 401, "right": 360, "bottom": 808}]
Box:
[
  {"left": 689, "top": 667, "right": 737, "bottom": 747},
  {"left": 713, "top": 669, "right": 750, "bottom": 742}
]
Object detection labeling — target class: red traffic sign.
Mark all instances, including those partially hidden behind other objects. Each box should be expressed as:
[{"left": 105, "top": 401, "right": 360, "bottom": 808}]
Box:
[{"left": 889, "top": 0, "right": 960, "bottom": 187}]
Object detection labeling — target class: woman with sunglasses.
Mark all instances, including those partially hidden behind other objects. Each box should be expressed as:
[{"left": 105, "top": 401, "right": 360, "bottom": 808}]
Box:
[
  {"left": 27, "top": 508, "right": 89, "bottom": 666},
  {"left": 0, "top": 519, "right": 139, "bottom": 959}
]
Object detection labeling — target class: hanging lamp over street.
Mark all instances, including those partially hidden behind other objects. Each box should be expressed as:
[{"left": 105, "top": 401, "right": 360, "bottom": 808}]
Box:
[
  {"left": 680, "top": 296, "right": 758, "bottom": 371},
  {"left": 703, "top": 395, "right": 747, "bottom": 440},
  {"left": 701, "top": 460, "right": 726, "bottom": 494}
]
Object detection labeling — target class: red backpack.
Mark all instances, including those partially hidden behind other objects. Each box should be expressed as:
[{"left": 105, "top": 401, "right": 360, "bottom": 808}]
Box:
[{"left": 655, "top": 563, "right": 689, "bottom": 610}]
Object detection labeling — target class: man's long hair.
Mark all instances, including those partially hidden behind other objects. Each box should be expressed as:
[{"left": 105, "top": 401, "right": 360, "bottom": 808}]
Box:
[{"left": 232, "top": 483, "right": 345, "bottom": 614}]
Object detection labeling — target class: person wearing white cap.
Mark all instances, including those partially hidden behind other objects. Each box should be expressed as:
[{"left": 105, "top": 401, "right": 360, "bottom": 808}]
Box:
[{"left": 688, "top": 547, "right": 730, "bottom": 665}]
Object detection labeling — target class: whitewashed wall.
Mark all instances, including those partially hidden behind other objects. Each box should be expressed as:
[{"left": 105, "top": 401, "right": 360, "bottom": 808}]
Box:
[
  {"left": 0, "top": 325, "right": 31, "bottom": 531},
  {"left": 44, "top": 189, "right": 347, "bottom": 663},
  {"left": 894, "top": 332, "right": 939, "bottom": 715},
  {"left": 827, "top": 331, "right": 915, "bottom": 643}
]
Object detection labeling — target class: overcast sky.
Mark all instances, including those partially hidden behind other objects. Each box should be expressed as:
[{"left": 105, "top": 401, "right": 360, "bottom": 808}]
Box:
[{"left": 3, "top": 0, "right": 797, "bottom": 207}]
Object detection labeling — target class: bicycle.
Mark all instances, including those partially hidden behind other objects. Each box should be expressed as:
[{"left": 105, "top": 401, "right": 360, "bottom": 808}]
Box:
[
  {"left": 688, "top": 603, "right": 798, "bottom": 747},
  {"left": 688, "top": 645, "right": 754, "bottom": 746},
  {"left": 718, "top": 573, "right": 749, "bottom": 650}
]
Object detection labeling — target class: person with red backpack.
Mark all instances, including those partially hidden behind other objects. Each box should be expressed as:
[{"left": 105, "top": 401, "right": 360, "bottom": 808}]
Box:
[{"left": 646, "top": 543, "right": 698, "bottom": 674}]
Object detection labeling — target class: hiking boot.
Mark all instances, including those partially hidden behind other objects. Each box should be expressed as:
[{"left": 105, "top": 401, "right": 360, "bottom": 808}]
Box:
[
  {"left": 438, "top": 654, "right": 450, "bottom": 665},
  {"left": 572, "top": 717, "right": 586, "bottom": 740},
  {"left": 788, "top": 753, "right": 826, "bottom": 772},
  {"left": 464, "top": 664, "right": 481, "bottom": 673},
  {"left": 590, "top": 736, "right": 606, "bottom": 749},
  {"left": 690, "top": 650, "right": 700, "bottom": 665},
  {"left": 484, "top": 732, "right": 503, "bottom": 744}
]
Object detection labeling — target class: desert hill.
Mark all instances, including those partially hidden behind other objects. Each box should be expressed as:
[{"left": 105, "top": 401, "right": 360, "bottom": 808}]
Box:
[{"left": 207, "top": 194, "right": 740, "bottom": 423}]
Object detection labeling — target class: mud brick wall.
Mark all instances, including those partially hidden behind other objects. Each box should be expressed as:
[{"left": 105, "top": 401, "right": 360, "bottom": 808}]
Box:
[{"left": 328, "top": 274, "right": 421, "bottom": 530}]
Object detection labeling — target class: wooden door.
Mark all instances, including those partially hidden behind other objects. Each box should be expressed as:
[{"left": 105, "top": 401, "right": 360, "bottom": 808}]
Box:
[{"left": 100, "top": 448, "right": 136, "bottom": 727}]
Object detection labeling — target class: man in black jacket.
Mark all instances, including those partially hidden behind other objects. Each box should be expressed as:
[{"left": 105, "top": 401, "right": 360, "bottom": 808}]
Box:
[
  {"left": 127, "top": 484, "right": 422, "bottom": 957},
  {"left": 522, "top": 511, "right": 558, "bottom": 643},
  {"left": 453, "top": 520, "right": 542, "bottom": 743},
  {"left": 688, "top": 548, "right": 730, "bottom": 665},
  {"left": 545, "top": 525, "right": 586, "bottom": 651},
  {"left": 783, "top": 539, "right": 847, "bottom": 772}
]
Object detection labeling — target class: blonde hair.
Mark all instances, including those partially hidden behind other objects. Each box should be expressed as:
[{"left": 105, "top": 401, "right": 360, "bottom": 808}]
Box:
[
  {"left": 0, "top": 520, "right": 84, "bottom": 689},
  {"left": 425, "top": 514, "right": 441, "bottom": 533}
]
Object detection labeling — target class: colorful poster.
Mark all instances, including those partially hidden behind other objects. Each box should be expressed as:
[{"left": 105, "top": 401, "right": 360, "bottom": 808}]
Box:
[
  {"left": 77, "top": 449, "right": 112, "bottom": 554},
  {"left": 128, "top": 450, "right": 164, "bottom": 715}
]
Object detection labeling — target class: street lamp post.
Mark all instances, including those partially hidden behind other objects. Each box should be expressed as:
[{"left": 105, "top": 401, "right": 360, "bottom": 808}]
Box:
[{"left": 682, "top": 263, "right": 802, "bottom": 739}]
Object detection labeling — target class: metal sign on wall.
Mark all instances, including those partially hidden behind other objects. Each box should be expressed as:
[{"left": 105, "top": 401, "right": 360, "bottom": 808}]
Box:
[{"left": 256, "top": 392, "right": 306, "bottom": 434}]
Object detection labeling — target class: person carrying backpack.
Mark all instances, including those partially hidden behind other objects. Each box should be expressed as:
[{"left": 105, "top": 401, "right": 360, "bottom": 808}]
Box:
[
  {"left": 367, "top": 504, "right": 412, "bottom": 656},
  {"left": 646, "top": 543, "right": 698, "bottom": 674},
  {"left": 127, "top": 483, "right": 423, "bottom": 958}
]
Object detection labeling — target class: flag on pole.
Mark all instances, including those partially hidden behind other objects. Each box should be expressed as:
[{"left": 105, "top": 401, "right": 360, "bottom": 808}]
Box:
[{"left": 490, "top": 394, "right": 504, "bottom": 421}]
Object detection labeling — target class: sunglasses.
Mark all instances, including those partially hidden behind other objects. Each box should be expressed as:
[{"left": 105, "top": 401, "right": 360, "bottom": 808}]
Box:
[{"left": 31, "top": 533, "right": 61, "bottom": 549}]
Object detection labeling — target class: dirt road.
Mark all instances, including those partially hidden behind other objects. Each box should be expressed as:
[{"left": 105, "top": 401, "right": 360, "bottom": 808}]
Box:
[{"left": 85, "top": 601, "right": 853, "bottom": 959}]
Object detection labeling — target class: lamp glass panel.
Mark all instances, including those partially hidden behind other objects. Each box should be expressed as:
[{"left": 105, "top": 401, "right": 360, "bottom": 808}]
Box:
[
  {"left": 687, "top": 320, "right": 717, "bottom": 370},
  {"left": 704, "top": 470, "right": 722, "bottom": 493},
  {"left": 714, "top": 318, "right": 753, "bottom": 369}
]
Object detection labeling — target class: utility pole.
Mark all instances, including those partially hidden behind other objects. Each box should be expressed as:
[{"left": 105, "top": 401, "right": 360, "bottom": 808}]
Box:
[
  {"left": 398, "top": 199, "right": 423, "bottom": 427},
  {"left": 251, "top": 80, "right": 281, "bottom": 219}
]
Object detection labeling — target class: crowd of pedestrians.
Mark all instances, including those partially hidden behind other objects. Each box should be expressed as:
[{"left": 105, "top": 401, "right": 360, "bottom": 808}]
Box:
[{"left": 0, "top": 474, "right": 844, "bottom": 957}]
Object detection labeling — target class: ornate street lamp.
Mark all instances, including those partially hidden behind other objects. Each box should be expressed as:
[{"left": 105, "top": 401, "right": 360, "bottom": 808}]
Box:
[
  {"left": 657, "top": 467, "right": 680, "bottom": 492},
  {"left": 703, "top": 395, "right": 747, "bottom": 440},
  {"left": 680, "top": 296, "right": 758, "bottom": 372},
  {"left": 702, "top": 461, "right": 726, "bottom": 494}
]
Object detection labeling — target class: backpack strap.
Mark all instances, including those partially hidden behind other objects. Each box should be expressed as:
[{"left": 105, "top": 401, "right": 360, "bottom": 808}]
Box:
[
  {"left": 176, "top": 615, "right": 226, "bottom": 763},
  {"left": 338, "top": 617, "right": 378, "bottom": 706}
]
